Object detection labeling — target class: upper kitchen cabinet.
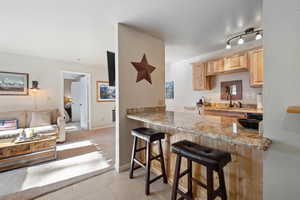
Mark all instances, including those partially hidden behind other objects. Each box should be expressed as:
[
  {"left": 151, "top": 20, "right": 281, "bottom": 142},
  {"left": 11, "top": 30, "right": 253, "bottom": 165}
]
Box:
[
  {"left": 248, "top": 48, "right": 264, "bottom": 87},
  {"left": 192, "top": 63, "right": 211, "bottom": 90},
  {"left": 224, "top": 52, "right": 248, "bottom": 72},
  {"left": 206, "top": 58, "right": 224, "bottom": 76}
]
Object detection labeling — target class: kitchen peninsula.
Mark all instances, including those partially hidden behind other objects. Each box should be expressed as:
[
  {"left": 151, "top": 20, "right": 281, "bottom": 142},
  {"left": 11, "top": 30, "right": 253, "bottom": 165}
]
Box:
[{"left": 127, "top": 106, "right": 271, "bottom": 200}]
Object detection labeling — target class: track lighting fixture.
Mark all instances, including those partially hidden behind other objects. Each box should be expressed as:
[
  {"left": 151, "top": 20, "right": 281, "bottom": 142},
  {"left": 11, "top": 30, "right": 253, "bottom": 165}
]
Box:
[{"left": 225, "top": 27, "right": 263, "bottom": 49}]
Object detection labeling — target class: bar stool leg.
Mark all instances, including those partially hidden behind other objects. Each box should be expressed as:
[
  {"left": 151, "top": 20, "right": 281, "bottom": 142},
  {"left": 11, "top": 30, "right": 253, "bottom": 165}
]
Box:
[
  {"left": 171, "top": 155, "right": 182, "bottom": 200},
  {"left": 158, "top": 139, "right": 168, "bottom": 184},
  {"left": 129, "top": 136, "right": 137, "bottom": 179},
  {"left": 145, "top": 141, "right": 151, "bottom": 195},
  {"left": 218, "top": 168, "right": 227, "bottom": 200},
  {"left": 207, "top": 168, "right": 214, "bottom": 200},
  {"left": 187, "top": 159, "right": 193, "bottom": 199}
]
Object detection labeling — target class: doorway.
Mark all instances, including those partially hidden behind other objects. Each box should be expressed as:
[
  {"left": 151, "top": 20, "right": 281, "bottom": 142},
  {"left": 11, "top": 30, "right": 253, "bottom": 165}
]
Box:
[{"left": 62, "top": 71, "right": 91, "bottom": 132}]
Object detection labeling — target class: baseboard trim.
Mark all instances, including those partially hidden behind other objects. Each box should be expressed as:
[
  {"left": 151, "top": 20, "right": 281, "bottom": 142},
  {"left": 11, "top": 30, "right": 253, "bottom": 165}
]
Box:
[{"left": 115, "top": 162, "right": 130, "bottom": 173}]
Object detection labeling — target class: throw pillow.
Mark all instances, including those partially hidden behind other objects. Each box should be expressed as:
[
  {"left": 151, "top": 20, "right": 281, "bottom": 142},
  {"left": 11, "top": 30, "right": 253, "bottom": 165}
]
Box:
[{"left": 30, "top": 112, "right": 52, "bottom": 128}]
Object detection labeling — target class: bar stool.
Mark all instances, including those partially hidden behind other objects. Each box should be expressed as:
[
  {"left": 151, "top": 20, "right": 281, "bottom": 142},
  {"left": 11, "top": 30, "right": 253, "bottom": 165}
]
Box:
[
  {"left": 171, "top": 140, "right": 231, "bottom": 200},
  {"left": 129, "top": 127, "right": 168, "bottom": 195}
]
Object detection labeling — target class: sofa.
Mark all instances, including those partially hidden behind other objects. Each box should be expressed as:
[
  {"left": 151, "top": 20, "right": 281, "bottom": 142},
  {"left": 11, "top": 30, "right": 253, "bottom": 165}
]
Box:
[{"left": 0, "top": 109, "right": 66, "bottom": 142}]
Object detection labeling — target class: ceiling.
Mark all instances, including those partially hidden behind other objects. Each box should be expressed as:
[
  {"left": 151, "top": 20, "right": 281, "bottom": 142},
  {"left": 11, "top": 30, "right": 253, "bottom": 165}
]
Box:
[{"left": 0, "top": 0, "right": 262, "bottom": 65}]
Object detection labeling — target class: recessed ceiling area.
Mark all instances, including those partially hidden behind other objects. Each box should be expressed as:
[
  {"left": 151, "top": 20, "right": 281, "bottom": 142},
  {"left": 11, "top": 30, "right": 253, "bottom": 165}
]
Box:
[{"left": 0, "top": 0, "right": 262, "bottom": 65}]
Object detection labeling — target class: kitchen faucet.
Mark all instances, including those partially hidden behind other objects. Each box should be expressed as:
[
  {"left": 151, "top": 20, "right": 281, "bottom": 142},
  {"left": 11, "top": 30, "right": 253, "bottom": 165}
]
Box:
[{"left": 225, "top": 86, "right": 234, "bottom": 107}]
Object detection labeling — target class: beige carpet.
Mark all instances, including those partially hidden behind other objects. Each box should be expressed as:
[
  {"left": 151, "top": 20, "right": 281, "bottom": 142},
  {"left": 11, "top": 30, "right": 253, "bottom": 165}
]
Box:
[
  {"left": 35, "top": 169, "right": 171, "bottom": 200},
  {"left": 0, "top": 127, "right": 115, "bottom": 200}
]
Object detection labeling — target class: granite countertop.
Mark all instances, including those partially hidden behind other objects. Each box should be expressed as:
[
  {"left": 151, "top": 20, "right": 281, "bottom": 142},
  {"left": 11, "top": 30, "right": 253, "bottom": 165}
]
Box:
[
  {"left": 127, "top": 110, "right": 271, "bottom": 150},
  {"left": 203, "top": 106, "right": 263, "bottom": 114}
]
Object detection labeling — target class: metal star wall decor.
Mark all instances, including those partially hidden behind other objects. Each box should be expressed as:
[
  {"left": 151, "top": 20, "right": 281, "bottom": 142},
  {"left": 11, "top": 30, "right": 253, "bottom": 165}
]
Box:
[{"left": 131, "top": 54, "right": 156, "bottom": 84}]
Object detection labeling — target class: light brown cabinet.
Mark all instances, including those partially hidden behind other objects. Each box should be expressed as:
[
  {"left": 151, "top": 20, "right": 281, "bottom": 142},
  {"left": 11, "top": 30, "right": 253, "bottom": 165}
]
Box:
[
  {"left": 224, "top": 52, "right": 248, "bottom": 72},
  {"left": 206, "top": 59, "right": 224, "bottom": 76},
  {"left": 249, "top": 48, "right": 264, "bottom": 87},
  {"left": 206, "top": 52, "right": 248, "bottom": 76},
  {"left": 192, "top": 63, "right": 211, "bottom": 90},
  {"left": 192, "top": 47, "right": 264, "bottom": 89}
]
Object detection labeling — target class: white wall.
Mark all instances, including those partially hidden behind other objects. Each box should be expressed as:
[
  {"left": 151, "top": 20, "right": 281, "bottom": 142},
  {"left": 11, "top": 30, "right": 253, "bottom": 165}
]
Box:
[
  {"left": 263, "top": 0, "right": 300, "bottom": 199},
  {"left": 166, "top": 41, "right": 263, "bottom": 110},
  {"left": 64, "top": 79, "right": 73, "bottom": 98},
  {"left": 0, "top": 52, "right": 115, "bottom": 129},
  {"left": 116, "top": 24, "right": 165, "bottom": 169}
]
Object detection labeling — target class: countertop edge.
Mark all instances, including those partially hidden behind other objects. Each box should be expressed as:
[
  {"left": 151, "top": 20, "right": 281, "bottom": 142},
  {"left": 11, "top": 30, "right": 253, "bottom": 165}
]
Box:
[
  {"left": 127, "top": 114, "right": 271, "bottom": 151},
  {"left": 203, "top": 107, "right": 263, "bottom": 114}
]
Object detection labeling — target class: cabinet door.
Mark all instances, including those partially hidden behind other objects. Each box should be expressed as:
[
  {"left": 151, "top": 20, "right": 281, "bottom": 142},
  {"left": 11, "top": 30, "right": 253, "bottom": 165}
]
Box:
[
  {"left": 207, "top": 59, "right": 224, "bottom": 75},
  {"left": 206, "top": 61, "right": 215, "bottom": 75},
  {"left": 249, "top": 48, "right": 264, "bottom": 87},
  {"left": 215, "top": 59, "right": 224, "bottom": 73},
  {"left": 192, "top": 63, "right": 211, "bottom": 90},
  {"left": 224, "top": 52, "right": 248, "bottom": 71}
]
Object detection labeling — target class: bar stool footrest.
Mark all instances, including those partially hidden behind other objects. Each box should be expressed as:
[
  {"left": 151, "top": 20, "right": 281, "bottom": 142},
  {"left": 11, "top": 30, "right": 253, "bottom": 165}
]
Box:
[
  {"left": 177, "top": 189, "right": 193, "bottom": 200},
  {"left": 179, "top": 169, "right": 190, "bottom": 178},
  {"left": 192, "top": 177, "right": 208, "bottom": 189},
  {"left": 136, "top": 146, "right": 146, "bottom": 152},
  {"left": 149, "top": 174, "right": 164, "bottom": 184},
  {"left": 150, "top": 154, "right": 161, "bottom": 161},
  {"left": 133, "top": 158, "right": 146, "bottom": 168}
]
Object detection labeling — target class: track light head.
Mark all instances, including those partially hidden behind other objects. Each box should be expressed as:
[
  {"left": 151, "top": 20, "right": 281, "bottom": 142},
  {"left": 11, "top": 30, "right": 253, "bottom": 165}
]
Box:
[
  {"left": 238, "top": 37, "right": 244, "bottom": 45},
  {"left": 226, "top": 41, "right": 231, "bottom": 49},
  {"left": 255, "top": 32, "right": 263, "bottom": 40}
]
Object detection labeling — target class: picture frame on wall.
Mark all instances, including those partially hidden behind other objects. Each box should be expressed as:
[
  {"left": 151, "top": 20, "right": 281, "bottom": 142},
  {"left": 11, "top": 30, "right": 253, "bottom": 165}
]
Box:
[
  {"left": 0, "top": 71, "right": 29, "bottom": 95},
  {"left": 165, "top": 81, "right": 174, "bottom": 99},
  {"left": 96, "top": 81, "right": 116, "bottom": 102},
  {"left": 220, "top": 80, "right": 243, "bottom": 100}
]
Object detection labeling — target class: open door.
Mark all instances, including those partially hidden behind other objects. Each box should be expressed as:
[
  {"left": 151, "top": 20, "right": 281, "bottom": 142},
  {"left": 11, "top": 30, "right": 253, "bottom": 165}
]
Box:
[
  {"left": 80, "top": 76, "right": 89, "bottom": 129},
  {"left": 63, "top": 71, "right": 90, "bottom": 132},
  {"left": 71, "top": 82, "right": 81, "bottom": 122}
]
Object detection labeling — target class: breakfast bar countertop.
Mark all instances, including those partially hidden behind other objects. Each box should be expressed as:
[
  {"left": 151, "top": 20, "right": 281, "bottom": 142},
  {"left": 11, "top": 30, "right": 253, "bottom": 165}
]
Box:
[
  {"left": 202, "top": 106, "right": 263, "bottom": 114},
  {"left": 127, "top": 110, "right": 271, "bottom": 150}
]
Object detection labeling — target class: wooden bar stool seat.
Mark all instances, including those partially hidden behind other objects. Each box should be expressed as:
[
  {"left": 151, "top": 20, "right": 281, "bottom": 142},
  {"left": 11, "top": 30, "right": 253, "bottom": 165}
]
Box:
[
  {"left": 129, "top": 127, "right": 168, "bottom": 195},
  {"left": 171, "top": 140, "right": 231, "bottom": 200}
]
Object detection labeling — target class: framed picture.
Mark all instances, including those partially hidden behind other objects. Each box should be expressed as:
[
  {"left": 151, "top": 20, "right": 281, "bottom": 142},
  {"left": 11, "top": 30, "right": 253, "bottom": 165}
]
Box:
[
  {"left": 165, "top": 81, "right": 174, "bottom": 99},
  {"left": 0, "top": 71, "right": 29, "bottom": 95},
  {"left": 221, "top": 80, "right": 243, "bottom": 100},
  {"left": 96, "top": 81, "right": 115, "bottom": 102}
]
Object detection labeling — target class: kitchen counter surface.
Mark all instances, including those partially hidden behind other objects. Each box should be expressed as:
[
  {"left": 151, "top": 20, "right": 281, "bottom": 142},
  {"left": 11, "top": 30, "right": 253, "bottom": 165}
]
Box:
[
  {"left": 202, "top": 106, "right": 263, "bottom": 114},
  {"left": 127, "top": 110, "right": 271, "bottom": 150}
]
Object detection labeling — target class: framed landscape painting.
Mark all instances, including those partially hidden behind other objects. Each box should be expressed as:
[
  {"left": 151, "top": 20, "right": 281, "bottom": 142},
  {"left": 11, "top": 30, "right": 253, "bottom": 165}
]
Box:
[
  {"left": 96, "top": 81, "right": 115, "bottom": 102},
  {"left": 0, "top": 71, "right": 29, "bottom": 95},
  {"left": 165, "top": 81, "right": 174, "bottom": 99}
]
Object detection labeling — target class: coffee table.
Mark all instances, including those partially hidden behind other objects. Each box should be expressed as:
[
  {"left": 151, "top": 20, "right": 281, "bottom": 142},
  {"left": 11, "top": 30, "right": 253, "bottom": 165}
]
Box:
[{"left": 0, "top": 132, "right": 57, "bottom": 172}]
